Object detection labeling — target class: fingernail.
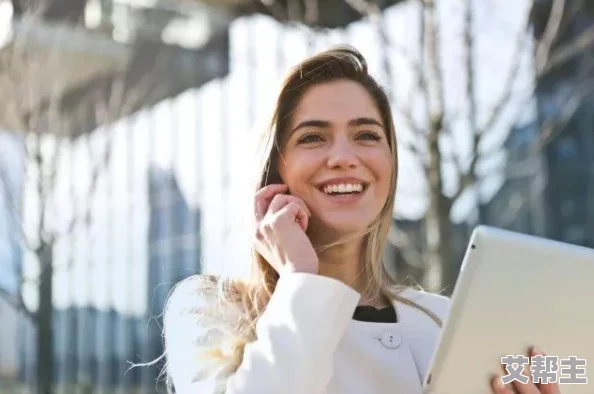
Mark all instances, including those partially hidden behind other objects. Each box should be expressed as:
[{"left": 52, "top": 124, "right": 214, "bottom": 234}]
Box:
[{"left": 532, "top": 347, "right": 543, "bottom": 355}]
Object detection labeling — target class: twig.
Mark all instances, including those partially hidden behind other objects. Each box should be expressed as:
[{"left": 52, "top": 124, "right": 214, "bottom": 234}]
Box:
[
  {"left": 533, "top": 82, "right": 594, "bottom": 152},
  {"left": 0, "top": 160, "right": 34, "bottom": 250},
  {"left": 387, "top": 225, "right": 425, "bottom": 270},
  {"left": 393, "top": 98, "right": 426, "bottom": 136},
  {"left": 478, "top": 30, "right": 530, "bottom": 136},
  {"left": 345, "top": 0, "right": 429, "bottom": 130},
  {"left": 0, "top": 287, "right": 36, "bottom": 323},
  {"left": 540, "top": 25, "right": 594, "bottom": 76},
  {"left": 421, "top": 0, "right": 445, "bottom": 120},
  {"left": 497, "top": 192, "right": 527, "bottom": 228},
  {"left": 535, "top": 0, "right": 566, "bottom": 75}
]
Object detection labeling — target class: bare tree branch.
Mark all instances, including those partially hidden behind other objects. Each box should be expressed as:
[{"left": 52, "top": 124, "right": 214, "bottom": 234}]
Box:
[
  {"left": 533, "top": 82, "right": 594, "bottom": 151},
  {"left": 451, "top": 0, "right": 584, "bottom": 203},
  {"left": 0, "top": 158, "right": 34, "bottom": 252},
  {"left": 479, "top": 29, "right": 530, "bottom": 136},
  {"left": 535, "top": 0, "right": 567, "bottom": 74},
  {"left": 540, "top": 25, "right": 594, "bottom": 76},
  {"left": 465, "top": 0, "right": 478, "bottom": 136},
  {"left": 346, "top": 0, "right": 425, "bottom": 74},
  {"left": 496, "top": 192, "right": 528, "bottom": 227},
  {"left": 60, "top": 62, "right": 165, "bottom": 240},
  {"left": 0, "top": 4, "right": 173, "bottom": 392},
  {"left": 393, "top": 98, "right": 426, "bottom": 136},
  {"left": 387, "top": 225, "right": 425, "bottom": 270},
  {"left": 446, "top": 0, "right": 479, "bottom": 205},
  {"left": 400, "top": 139, "right": 426, "bottom": 159},
  {"left": 0, "top": 286, "right": 35, "bottom": 322},
  {"left": 421, "top": 0, "right": 448, "bottom": 206},
  {"left": 450, "top": 168, "right": 472, "bottom": 203},
  {"left": 345, "top": 0, "right": 428, "bottom": 136},
  {"left": 421, "top": 0, "right": 445, "bottom": 121}
]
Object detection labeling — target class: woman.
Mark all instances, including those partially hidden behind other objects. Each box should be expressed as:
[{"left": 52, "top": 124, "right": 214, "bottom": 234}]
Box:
[{"left": 162, "top": 47, "right": 560, "bottom": 394}]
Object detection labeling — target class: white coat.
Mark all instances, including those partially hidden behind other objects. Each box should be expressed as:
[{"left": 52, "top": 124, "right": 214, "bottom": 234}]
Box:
[{"left": 164, "top": 272, "right": 451, "bottom": 394}]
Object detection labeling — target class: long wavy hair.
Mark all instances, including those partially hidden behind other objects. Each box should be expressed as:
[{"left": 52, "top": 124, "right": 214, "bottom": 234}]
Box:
[{"left": 162, "top": 46, "right": 442, "bottom": 390}]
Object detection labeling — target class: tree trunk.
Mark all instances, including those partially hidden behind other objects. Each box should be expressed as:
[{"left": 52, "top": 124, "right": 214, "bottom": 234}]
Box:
[
  {"left": 36, "top": 241, "right": 54, "bottom": 394},
  {"left": 421, "top": 0, "right": 453, "bottom": 292},
  {"left": 424, "top": 117, "right": 454, "bottom": 292}
]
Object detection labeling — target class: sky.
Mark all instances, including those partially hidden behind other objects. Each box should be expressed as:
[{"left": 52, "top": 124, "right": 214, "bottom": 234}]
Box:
[{"left": 0, "top": 0, "right": 537, "bottom": 316}]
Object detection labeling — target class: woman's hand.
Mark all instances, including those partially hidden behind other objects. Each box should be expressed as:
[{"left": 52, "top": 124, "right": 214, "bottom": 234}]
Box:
[
  {"left": 492, "top": 347, "right": 561, "bottom": 394},
  {"left": 253, "top": 184, "right": 319, "bottom": 276}
]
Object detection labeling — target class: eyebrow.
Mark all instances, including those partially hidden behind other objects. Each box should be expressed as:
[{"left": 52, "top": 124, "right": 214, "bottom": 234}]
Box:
[{"left": 291, "top": 117, "right": 384, "bottom": 134}]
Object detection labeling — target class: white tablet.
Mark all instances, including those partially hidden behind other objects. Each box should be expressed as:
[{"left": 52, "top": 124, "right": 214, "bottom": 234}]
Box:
[{"left": 422, "top": 225, "right": 594, "bottom": 394}]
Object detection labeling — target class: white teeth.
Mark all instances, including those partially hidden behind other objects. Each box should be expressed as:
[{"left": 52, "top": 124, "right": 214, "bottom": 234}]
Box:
[{"left": 322, "top": 183, "right": 364, "bottom": 194}]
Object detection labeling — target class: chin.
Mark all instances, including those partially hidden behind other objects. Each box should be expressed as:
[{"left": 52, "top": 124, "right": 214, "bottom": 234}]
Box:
[{"left": 315, "top": 215, "right": 372, "bottom": 237}]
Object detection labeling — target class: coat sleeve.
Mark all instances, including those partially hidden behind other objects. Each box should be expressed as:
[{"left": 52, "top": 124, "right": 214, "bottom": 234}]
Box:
[{"left": 163, "top": 272, "right": 361, "bottom": 394}]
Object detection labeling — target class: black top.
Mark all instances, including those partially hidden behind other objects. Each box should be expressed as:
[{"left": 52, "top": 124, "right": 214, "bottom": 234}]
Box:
[{"left": 352, "top": 305, "right": 397, "bottom": 323}]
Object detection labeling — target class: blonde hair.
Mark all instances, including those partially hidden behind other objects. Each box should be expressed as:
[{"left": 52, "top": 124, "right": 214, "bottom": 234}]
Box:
[{"left": 162, "top": 46, "right": 442, "bottom": 389}]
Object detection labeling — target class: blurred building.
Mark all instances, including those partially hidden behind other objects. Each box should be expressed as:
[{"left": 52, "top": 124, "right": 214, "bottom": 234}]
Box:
[
  {"left": 15, "top": 165, "right": 201, "bottom": 390},
  {"left": 3, "top": 0, "right": 588, "bottom": 390},
  {"left": 483, "top": 120, "right": 548, "bottom": 236},
  {"left": 385, "top": 219, "right": 471, "bottom": 294},
  {"left": 2, "top": 0, "right": 231, "bottom": 136},
  {"left": 0, "top": 132, "right": 24, "bottom": 381},
  {"left": 536, "top": 0, "right": 594, "bottom": 247},
  {"left": 0, "top": 299, "right": 19, "bottom": 379},
  {"left": 143, "top": 166, "right": 202, "bottom": 387},
  {"left": 2, "top": 0, "right": 219, "bottom": 390},
  {"left": 486, "top": 0, "right": 594, "bottom": 247}
]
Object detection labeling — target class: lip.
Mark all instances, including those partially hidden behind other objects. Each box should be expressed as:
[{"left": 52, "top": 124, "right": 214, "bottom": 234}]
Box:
[
  {"left": 315, "top": 177, "right": 369, "bottom": 190},
  {"left": 317, "top": 189, "right": 366, "bottom": 205}
]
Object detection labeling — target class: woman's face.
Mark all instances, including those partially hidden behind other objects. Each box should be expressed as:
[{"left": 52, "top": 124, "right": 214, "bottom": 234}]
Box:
[{"left": 278, "top": 79, "right": 393, "bottom": 236}]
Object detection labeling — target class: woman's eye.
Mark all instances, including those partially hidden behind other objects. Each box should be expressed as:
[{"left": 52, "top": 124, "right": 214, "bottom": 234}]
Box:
[
  {"left": 298, "top": 134, "right": 323, "bottom": 144},
  {"left": 358, "top": 132, "right": 382, "bottom": 141}
]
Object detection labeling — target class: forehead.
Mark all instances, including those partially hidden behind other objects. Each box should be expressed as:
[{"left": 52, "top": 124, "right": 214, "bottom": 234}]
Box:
[{"left": 291, "top": 80, "right": 382, "bottom": 124}]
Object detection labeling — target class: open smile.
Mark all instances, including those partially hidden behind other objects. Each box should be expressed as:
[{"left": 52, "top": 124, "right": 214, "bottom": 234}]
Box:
[{"left": 315, "top": 178, "right": 370, "bottom": 204}]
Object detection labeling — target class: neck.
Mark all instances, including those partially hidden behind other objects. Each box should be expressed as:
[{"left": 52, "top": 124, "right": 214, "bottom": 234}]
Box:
[
  {"left": 312, "top": 232, "right": 387, "bottom": 308},
  {"left": 317, "top": 240, "right": 366, "bottom": 292}
]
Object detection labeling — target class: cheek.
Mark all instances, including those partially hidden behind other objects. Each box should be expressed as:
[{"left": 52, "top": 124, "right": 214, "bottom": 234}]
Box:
[
  {"left": 368, "top": 150, "right": 393, "bottom": 186},
  {"left": 279, "top": 152, "right": 320, "bottom": 189}
]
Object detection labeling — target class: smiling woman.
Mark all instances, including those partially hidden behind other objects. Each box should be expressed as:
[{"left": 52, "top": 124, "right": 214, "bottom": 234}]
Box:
[
  {"left": 278, "top": 79, "right": 393, "bottom": 239},
  {"left": 161, "top": 46, "right": 560, "bottom": 394}
]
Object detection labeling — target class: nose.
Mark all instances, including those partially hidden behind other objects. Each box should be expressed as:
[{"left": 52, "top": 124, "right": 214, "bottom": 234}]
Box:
[{"left": 326, "top": 136, "right": 359, "bottom": 169}]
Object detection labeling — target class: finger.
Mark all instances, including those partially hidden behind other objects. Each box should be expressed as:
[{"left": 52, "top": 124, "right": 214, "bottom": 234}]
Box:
[
  {"left": 254, "top": 184, "right": 289, "bottom": 219},
  {"left": 255, "top": 184, "right": 289, "bottom": 216},
  {"left": 288, "top": 196, "right": 311, "bottom": 217},
  {"left": 511, "top": 380, "right": 540, "bottom": 394},
  {"left": 538, "top": 376, "right": 561, "bottom": 394},
  {"left": 278, "top": 200, "right": 305, "bottom": 220},
  {"left": 277, "top": 201, "right": 309, "bottom": 231},
  {"left": 531, "top": 348, "right": 561, "bottom": 394},
  {"left": 267, "top": 194, "right": 290, "bottom": 215},
  {"left": 491, "top": 376, "right": 513, "bottom": 394},
  {"left": 508, "top": 349, "right": 539, "bottom": 394},
  {"left": 268, "top": 194, "right": 311, "bottom": 217},
  {"left": 295, "top": 205, "right": 309, "bottom": 231}
]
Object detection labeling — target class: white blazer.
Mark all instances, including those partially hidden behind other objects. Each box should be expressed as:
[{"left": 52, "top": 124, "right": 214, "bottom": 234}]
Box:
[{"left": 164, "top": 272, "right": 451, "bottom": 394}]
